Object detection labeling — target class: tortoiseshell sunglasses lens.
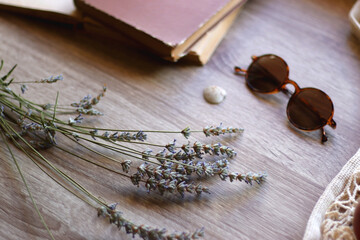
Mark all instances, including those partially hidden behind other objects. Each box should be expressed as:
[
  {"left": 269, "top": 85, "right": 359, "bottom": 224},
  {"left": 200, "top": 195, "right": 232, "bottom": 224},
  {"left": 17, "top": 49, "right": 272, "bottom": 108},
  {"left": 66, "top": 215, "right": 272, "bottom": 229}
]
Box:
[
  {"left": 246, "top": 55, "right": 288, "bottom": 93},
  {"left": 287, "top": 88, "right": 334, "bottom": 130}
]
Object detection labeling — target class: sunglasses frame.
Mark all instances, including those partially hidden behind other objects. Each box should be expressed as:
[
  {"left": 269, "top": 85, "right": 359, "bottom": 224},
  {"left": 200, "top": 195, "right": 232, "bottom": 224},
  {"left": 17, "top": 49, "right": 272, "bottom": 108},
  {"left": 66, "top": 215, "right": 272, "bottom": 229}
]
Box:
[{"left": 234, "top": 54, "right": 336, "bottom": 142}]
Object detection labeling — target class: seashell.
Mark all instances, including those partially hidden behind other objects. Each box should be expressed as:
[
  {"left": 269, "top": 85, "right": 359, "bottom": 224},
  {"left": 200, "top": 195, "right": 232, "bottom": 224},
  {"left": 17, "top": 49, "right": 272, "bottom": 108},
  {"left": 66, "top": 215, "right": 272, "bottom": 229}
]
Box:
[{"left": 203, "top": 85, "right": 227, "bottom": 104}]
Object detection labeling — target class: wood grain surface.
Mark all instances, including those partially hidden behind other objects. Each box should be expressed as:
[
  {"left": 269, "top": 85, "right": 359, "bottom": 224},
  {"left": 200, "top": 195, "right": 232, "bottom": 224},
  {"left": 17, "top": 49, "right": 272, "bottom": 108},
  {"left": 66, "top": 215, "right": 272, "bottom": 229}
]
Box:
[{"left": 0, "top": 0, "right": 359, "bottom": 239}]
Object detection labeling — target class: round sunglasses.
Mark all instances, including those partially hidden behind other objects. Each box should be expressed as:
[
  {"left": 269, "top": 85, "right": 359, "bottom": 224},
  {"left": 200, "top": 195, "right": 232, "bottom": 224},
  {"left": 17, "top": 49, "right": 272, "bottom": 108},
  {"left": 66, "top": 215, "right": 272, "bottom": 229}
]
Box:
[{"left": 234, "top": 54, "right": 336, "bottom": 143}]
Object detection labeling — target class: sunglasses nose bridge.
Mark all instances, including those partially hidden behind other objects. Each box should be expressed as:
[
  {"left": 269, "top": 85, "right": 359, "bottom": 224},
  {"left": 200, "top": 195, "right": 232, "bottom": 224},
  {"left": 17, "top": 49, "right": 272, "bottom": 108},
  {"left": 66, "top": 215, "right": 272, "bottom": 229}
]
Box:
[{"left": 284, "top": 79, "right": 301, "bottom": 93}]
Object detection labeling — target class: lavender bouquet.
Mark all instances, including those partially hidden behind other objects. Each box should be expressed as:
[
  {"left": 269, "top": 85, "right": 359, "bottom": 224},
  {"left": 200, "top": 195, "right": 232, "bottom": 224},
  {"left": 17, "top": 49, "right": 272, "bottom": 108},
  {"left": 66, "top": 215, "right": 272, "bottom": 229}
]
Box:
[{"left": 0, "top": 61, "right": 266, "bottom": 240}]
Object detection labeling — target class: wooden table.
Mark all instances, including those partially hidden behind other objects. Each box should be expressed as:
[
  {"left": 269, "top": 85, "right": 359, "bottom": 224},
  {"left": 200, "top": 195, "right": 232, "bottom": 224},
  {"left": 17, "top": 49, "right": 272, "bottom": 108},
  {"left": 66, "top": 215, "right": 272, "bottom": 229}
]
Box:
[{"left": 0, "top": 0, "right": 359, "bottom": 239}]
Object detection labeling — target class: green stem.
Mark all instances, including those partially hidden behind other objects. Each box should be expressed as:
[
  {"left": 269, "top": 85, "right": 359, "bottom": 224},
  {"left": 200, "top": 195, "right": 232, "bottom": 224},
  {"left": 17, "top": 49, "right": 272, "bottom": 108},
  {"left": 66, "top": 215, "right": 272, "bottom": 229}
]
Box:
[
  {"left": 0, "top": 118, "right": 106, "bottom": 207},
  {"left": 55, "top": 143, "right": 130, "bottom": 179},
  {"left": 71, "top": 125, "right": 204, "bottom": 134},
  {"left": 3, "top": 129, "right": 96, "bottom": 208},
  {"left": 0, "top": 130, "right": 55, "bottom": 240},
  {"left": 52, "top": 92, "right": 59, "bottom": 123}
]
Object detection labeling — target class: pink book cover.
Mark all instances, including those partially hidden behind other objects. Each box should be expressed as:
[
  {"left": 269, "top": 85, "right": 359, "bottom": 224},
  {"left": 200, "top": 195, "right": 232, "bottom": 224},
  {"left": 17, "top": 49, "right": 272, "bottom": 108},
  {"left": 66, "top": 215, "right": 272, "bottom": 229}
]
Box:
[{"left": 74, "top": 0, "right": 244, "bottom": 60}]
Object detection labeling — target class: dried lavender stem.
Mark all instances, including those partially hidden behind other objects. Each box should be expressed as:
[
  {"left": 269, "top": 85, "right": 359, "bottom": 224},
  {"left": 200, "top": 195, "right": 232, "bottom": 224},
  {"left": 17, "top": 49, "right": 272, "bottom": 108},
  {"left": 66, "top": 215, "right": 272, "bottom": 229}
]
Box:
[
  {"left": 59, "top": 129, "right": 196, "bottom": 170},
  {"left": 2, "top": 94, "right": 49, "bottom": 110},
  {"left": 66, "top": 132, "right": 144, "bottom": 157},
  {"left": 0, "top": 119, "right": 107, "bottom": 207},
  {"left": 2, "top": 110, "right": 203, "bottom": 240},
  {"left": 55, "top": 144, "right": 131, "bottom": 179},
  {"left": 64, "top": 132, "right": 199, "bottom": 170},
  {"left": 30, "top": 157, "right": 96, "bottom": 208},
  {"left": 0, "top": 131, "right": 55, "bottom": 240},
  {"left": 52, "top": 91, "right": 59, "bottom": 122},
  {"left": 59, "top": 130, "right": 149, "bottom": 162},
  {"left": 1, "top": 91, "right": 240, "bottom": 175},
  {"left": 4, "top": 129, "right": 96, "bottom": 208},
  {"left": 64, "top": 134, "right": 126, "bottom": 164},
  {"left": 0, "top": 97, "right": 45, "bottom": 123},
  {"left": 103, "top": 139, "right": 164, "bottom": 148},
  {"left": 0, "top": 62, "right": 16, "bottom": 81},
  {"left": 2, "top": 120, "right": 110, "bottom": 211},
  {"left": 73, "top": 125, "right": 203, "bottom": 134},
  {"left": 0, "top": 91, "right": 68, "bottom": 124},
  {"left": 6, "top": 120, "right": 204, "bottom": 239}
]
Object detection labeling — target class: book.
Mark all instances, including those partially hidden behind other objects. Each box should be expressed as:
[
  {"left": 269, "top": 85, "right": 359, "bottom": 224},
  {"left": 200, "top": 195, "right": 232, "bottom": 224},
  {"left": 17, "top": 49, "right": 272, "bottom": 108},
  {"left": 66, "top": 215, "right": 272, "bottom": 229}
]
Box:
[
  {"left": 183, "top": 6, "right": 241, "bottom": 64},
  {"left": 81, "top": 5, "right": 243, "bottom": 65},
  {"left": 0, "top": 0, "right": 245, "bottom": 64},
  {"left": 0, "top": 0, "right": 81, "bottom": 24},
  {"left": 74, "top": 0, "right": 246, "bottom": 62}
]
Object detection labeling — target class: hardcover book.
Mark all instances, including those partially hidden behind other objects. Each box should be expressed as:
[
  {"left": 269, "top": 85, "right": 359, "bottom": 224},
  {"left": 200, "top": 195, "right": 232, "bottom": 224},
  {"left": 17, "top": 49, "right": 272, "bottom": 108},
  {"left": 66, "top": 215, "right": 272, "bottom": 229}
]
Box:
[
  {"left": 74, "top": 0, "right": 246, "bottom": 62},
  {"left": 0, "top": 0, "right": 246, "bottom": 64}
]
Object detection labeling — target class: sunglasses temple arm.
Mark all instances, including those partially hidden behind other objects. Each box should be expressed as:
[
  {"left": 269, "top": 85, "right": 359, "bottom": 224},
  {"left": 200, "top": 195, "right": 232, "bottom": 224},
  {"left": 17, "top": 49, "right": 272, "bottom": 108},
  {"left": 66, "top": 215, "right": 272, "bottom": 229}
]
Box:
[
  {"left": 321, "top": 128, "right": 328, "bottom": 143},
  {"left": 330, "top": 119, "right": 337, "bottom": 129},
  {"left": 234, "top": 66, "right": 247, "bottom": 76},
  {"left": 322, "top": 119, "right": 336, "bottom": 142},
  {"left": 234, "top": 55, "right": 257, "bottom": 74}
]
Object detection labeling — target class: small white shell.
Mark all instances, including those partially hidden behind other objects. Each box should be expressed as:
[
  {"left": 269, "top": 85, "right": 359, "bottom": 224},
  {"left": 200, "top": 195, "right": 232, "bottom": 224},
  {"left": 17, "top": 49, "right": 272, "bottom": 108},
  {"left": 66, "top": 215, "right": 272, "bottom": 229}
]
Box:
[{"left": 203, "top": 85, "right": 227, "bottom": 104}]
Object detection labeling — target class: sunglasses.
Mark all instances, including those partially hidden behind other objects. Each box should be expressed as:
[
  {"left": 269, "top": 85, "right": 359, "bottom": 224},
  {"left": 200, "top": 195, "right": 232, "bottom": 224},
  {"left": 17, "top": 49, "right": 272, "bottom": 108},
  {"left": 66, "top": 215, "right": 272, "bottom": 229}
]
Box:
[{"left": 234, "top": 54, "right": 336, "bottom": 143}]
